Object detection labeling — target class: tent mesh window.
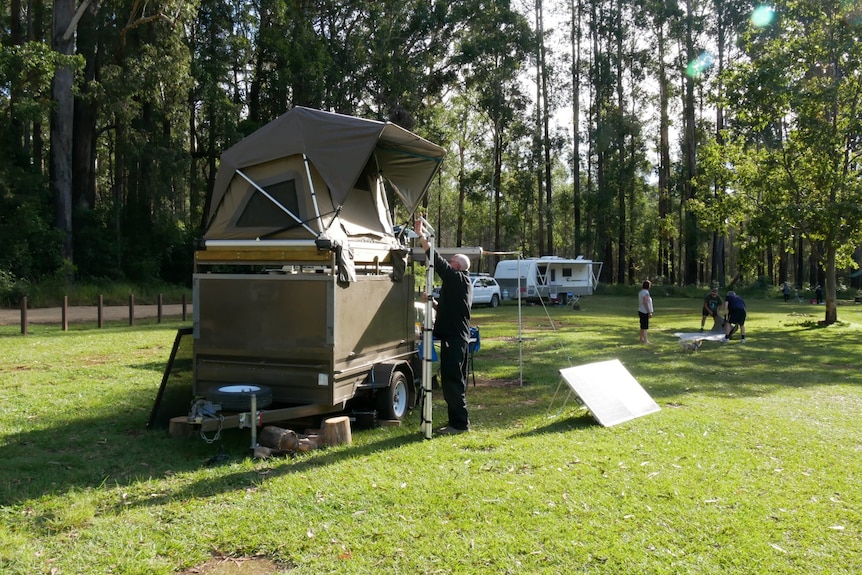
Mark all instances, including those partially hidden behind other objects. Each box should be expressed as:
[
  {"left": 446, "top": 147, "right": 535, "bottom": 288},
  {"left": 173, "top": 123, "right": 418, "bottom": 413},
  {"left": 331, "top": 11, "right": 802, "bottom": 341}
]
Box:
[{"left": 236, "top": 179, "right": 300, "bottom": 228}]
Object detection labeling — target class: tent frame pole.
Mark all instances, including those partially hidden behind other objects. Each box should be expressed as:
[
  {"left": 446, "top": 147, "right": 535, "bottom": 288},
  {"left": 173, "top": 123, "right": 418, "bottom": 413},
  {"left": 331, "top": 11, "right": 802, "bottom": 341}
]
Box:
[
  {"left": 302, "top": 154, "right": 326, "bottom": 233},
  {"left": 235, "top": 169, "right": 317, "bottom": 236}
]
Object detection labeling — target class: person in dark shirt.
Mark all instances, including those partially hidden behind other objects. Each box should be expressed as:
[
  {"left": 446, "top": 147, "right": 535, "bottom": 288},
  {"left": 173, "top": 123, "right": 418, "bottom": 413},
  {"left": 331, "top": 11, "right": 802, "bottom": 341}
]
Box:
[
  {"left": 724, "top": 290, "right": 747, "bottom": 342},
  {"left": 415, "top": 218, "right": 473, "bottom": 435},
  {"left": 701, "top": 287, "right": 723, "bottom": 331}
]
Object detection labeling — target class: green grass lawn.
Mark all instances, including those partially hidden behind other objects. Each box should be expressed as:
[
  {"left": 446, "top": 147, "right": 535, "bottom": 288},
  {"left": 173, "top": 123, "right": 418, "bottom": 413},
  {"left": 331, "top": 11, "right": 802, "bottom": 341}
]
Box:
[{"left": 1, "top": 296, "right": 861, "bottom": 574}]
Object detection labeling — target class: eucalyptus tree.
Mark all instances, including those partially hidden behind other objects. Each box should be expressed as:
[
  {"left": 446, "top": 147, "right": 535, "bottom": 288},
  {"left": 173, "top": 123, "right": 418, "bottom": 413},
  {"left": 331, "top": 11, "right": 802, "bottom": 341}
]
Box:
[
  {"left": 0, "top": 4, "right": 71, "bottom": 283},
  {"left": 723, "top": 1, "right": 862, "bottom": 324},
  {"left": 50, "top": 0, "right": 77, "bottom": 266},
  {"left": 360, "top": 1, "right": 458, "bottom": 130},
  {"left": 640, "top": 0, "right": 683, "bottom": 283},
  {"left": 585, "top": 0, "right": 615, "bottom": 282},
  {"left": 678, "top": 0, "right": 712, "bottom": 285},
  {"left": 188, "top": 0, "right": 252, "bottom": 228},
  {"left": 682, "top": 0, "right": 749, "bottom": 287},
  {"left": 568, "top": 0, "right": 585, "bottom": 257},
  {"left": 582, "top": 0, "right": 648, "bottom": 283},
  {"left": 532, "top": 0, "right": 563, "bottom": 256},
  {"left": 453, "top": 0, "right": 534, "bottom": 253},
  {"left": 45, "top": 1, "right": 197, "bottom": 282}
]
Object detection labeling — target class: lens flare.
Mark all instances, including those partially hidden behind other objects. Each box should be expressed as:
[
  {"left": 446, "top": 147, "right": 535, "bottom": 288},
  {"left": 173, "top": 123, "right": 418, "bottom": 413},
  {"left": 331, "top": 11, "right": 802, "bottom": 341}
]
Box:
[
  {"left": 686, "top": 52, "right": 715, "bottom": 78},
  {"left": 751, "top": 5, "right": 776, "bottom": 28}
]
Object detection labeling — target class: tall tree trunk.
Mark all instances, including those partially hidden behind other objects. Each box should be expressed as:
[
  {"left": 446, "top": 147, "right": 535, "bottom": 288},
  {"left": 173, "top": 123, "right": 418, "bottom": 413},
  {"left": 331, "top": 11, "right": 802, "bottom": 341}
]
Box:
[
  {"left": 534, "top": 1, "right": 545, "bottom": 256},
  {"left": 456, "top": 139, "right": 466, "bottom": 247},
  {"left": 570, "top": 0, "right": 581, "bottom": 256},
  {"left": 31, "top": 0, "right": 48, "bottom": 175},
  {"left": 51, "top": 0, "right": 76, "bottom": 266},
  {"left": 682, "top": 0, "right": 698, "bottom": 285},
  {"left": 795, "top": 235, "right": 804, "bottom": 288},
  {"left": 493, "top": 128, "right": 503, "bottom": 253},
  {"left": 73, "top": 14, "right": 99, "bottom": 210},
  {"left": 657, "top": 24, "right": 672, "bottom": 283},
  {"left": 615, "top": 0, "right": 626, "bottom": 283},
  {"left": 712, "top": 0, "right": 727, "bottom": 287},
  {"left": 538, "top": 0, "right": 553, "bottom": 255},
  {"left": 824, "top": 244, "right": 837, "bottom": 324},
  {"left": 10, "top": 0, "right": 24, "bottom": 158}
]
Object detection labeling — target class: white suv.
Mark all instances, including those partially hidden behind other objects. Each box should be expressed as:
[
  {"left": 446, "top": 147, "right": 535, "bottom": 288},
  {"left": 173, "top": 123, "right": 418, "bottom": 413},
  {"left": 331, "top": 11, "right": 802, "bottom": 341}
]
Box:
[
  {"left": 470, "top": 274, "right": 501, "bottom": 308},
  {"left": 431, "top": 274, "right": 502, "bottom": 308}
]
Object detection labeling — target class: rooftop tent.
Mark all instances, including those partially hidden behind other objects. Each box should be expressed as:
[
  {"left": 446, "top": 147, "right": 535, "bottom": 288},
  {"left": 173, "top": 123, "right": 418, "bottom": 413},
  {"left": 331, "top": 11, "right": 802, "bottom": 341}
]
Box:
[{"left": 204, "top": 107, "right": 446, "bottom": 243}]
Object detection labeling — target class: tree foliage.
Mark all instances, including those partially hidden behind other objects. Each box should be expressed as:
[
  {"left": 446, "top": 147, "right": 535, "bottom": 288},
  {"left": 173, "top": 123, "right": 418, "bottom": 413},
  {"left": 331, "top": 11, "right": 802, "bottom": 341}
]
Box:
[
  {"left": 721, "top": 0, "right": 862, "bottom": 321},
  {"left": 0, "top": 0, "right": 861, "bottom": 307}
]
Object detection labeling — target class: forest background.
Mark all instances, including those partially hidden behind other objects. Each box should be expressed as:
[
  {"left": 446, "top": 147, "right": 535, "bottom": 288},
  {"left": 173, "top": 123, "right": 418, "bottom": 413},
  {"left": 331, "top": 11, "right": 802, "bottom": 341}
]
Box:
[{"left": 1, "top": 0, "right": 861, "bottom": 323}]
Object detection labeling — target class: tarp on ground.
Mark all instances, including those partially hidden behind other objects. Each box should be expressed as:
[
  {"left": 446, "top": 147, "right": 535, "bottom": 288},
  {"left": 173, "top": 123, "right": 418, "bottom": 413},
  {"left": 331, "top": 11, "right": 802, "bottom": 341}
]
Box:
[{"left": 204, "top": 107, "right": 446, "bottom": 243}]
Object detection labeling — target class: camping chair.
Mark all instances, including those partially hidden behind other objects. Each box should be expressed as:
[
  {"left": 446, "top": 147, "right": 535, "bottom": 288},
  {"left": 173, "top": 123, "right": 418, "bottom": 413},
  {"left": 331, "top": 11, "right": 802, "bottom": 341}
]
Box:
[{"left": 468, "top": 326, "right": 481, "bottom": 387}]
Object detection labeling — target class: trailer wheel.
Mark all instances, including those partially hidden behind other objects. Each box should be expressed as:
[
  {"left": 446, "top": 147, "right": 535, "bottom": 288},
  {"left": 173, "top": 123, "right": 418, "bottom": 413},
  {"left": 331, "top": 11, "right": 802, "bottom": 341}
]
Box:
[
  {"left": 206, "top": 384, "right": 273, "bottom": 412},
  {"left": 376, "top": 371, "right": 410, "bottom": 421}
]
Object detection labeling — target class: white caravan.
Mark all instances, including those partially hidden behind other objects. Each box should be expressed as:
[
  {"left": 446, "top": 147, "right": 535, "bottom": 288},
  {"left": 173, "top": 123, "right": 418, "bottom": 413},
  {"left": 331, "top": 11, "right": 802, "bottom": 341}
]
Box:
[{"left": 494, "top": 256, "right": 602, "bottom": 302}]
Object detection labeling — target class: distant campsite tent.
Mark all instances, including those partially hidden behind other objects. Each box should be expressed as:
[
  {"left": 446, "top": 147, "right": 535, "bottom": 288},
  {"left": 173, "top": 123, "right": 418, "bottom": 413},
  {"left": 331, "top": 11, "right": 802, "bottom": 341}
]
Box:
[{"left": 203, "top": 107, "right": 446, "bottom": 257}]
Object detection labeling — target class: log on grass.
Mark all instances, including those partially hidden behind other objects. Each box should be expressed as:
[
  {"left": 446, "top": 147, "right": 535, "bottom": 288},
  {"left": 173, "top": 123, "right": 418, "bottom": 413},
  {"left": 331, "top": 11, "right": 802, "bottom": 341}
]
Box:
[
  {"left": 296, "top": 437, "right": 319, "bottom": 452},
  {"left": 259, "top": 426, "right": 299, "bottom": 451},
  {"left": 323, "top": 416, "right": 352, "bottom": 447}
]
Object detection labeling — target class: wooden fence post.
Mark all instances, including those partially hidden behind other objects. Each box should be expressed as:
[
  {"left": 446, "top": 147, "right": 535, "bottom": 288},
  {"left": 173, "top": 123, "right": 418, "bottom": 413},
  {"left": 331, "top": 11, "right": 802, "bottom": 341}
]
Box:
[
  {"left": 157, "top": 293, "right": 163, "bottom": 323},
  {"left": 20, "top": 296, "right": 27, "bottom": 335},
  {"left": 182, "top": 293, "right": 187, "bottom": 321},
  {"left": 98, "top": 295, "right": 104, "bottom": 328},
  {"left": 129, "top": 294, "right": 135, "bottom": 326},
  {"left": 62, "top": 295, "right": 68, "bottom": 331}
]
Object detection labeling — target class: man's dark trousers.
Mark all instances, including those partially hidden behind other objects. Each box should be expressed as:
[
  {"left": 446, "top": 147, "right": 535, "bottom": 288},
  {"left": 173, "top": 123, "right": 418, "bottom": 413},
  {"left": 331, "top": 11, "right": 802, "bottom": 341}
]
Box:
[{"left": 439, "top": 336, "right": 469, "bottom": 430}]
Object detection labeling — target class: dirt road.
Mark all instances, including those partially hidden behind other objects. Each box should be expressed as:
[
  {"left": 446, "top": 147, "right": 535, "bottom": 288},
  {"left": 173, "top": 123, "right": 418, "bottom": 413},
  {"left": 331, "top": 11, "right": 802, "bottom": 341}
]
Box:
[{"left": 0, "top": 303, "right": 190, "bottom": 326}]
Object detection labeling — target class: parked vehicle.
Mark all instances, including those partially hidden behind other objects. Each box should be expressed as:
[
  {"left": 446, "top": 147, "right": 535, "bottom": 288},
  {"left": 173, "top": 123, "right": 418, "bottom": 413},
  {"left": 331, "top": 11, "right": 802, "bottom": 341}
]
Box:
[
  {"left": 431, "top": 274, "right": 501, "bottom": 308},
  {"left": 470, "top": 274, "right": 502, "bottom": 307},
  {"left": 494, "top": 256, "right": 602, "bottom": 303}
]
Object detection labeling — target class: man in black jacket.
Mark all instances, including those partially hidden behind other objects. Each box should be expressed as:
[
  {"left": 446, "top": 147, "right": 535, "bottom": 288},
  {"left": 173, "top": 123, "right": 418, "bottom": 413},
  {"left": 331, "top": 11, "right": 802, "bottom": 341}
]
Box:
[{"left": 415, "top": 218, "right": 473, "bottom": 434}]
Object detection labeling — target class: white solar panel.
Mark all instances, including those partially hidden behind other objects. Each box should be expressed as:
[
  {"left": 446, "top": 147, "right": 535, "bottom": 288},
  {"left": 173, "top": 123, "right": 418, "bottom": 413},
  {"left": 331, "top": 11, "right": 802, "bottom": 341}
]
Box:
[{"left": 559, "top": 359, "right": 660, "bottom": 427}]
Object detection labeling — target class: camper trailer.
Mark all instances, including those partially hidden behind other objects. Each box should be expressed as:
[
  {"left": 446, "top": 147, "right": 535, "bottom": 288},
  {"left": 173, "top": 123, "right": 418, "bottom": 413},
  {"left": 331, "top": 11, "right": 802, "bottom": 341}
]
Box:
[
  {"left": 184, "top": 107, "right": 445, "bottom": 432},
  {"left": 494, "top": 256, "right": 602, "bottom": 303}
]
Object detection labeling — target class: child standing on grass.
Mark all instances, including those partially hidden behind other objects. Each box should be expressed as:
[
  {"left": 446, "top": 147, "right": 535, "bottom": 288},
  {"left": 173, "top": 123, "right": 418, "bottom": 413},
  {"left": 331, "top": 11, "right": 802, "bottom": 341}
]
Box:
[{"left": 638, "top": 280, "right": 654, "bottom": 344}]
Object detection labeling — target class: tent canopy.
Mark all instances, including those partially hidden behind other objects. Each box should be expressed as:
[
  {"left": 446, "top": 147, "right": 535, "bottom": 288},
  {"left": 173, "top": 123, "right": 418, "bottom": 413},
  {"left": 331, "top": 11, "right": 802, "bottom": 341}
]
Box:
[{"left": 204, "top": 107, "right": 445, "bottom": 242}]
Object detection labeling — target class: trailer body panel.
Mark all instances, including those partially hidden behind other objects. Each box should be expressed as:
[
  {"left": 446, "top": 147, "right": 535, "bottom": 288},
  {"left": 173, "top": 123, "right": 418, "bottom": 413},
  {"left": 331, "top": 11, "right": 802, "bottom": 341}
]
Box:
[{"left": 193, "top": 272, "right": 413, "bottom": 408}]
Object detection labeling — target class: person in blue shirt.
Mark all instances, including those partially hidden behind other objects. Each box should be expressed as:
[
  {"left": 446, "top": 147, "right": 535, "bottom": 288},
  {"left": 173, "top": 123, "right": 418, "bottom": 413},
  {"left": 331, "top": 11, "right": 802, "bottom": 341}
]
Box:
[{"left": 724, "top": 291, "right": 747, "bottom": 342}]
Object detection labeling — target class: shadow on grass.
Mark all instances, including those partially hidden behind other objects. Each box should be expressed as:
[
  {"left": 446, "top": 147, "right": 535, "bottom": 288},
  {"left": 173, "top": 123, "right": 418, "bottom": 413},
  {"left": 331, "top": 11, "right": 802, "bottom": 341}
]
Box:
[
  {"left": 0, "top": 392, "right": 438, "bottom": 509},
  {"left": 105, "top": 432, "right": 429, "bottom": 513},
  {"left": 509, "top": 412, "right": 597, "bottom": 438}
]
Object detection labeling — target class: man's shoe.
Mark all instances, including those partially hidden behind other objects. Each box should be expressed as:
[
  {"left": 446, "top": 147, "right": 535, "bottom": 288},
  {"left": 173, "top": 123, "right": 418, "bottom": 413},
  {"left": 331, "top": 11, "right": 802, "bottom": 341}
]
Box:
[{"left": 437, "top": 426, "right": 469, "bottom": 435}]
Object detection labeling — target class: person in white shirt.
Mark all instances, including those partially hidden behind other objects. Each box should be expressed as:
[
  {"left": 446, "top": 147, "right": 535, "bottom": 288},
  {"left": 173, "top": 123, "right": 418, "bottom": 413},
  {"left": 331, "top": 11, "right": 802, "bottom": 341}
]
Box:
[{"left": 638, "top": 280, "right": 654, "bottom": 344}]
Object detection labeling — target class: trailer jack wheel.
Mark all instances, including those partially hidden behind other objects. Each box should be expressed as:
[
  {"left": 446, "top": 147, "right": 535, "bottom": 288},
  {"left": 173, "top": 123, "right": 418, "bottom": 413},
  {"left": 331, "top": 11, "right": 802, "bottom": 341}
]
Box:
[
  {"left": 206, "top": 384, "right": 273, "bottom": 412},
  {"left": 376, "top": 371, "right": 410, "bottom": 421}
]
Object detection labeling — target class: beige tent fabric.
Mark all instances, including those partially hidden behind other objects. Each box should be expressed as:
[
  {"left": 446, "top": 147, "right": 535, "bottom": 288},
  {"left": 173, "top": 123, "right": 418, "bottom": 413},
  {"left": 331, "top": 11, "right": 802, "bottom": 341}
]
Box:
[{"left": 204, "top": 107, "right": 445, "bottom": 241}]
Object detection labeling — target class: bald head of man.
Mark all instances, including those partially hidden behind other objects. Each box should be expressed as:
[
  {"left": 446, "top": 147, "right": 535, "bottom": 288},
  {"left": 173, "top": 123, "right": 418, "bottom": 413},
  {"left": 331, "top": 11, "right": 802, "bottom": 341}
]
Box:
[{"left": 450, "top": 254, "right": 470, "bottom": 272}]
